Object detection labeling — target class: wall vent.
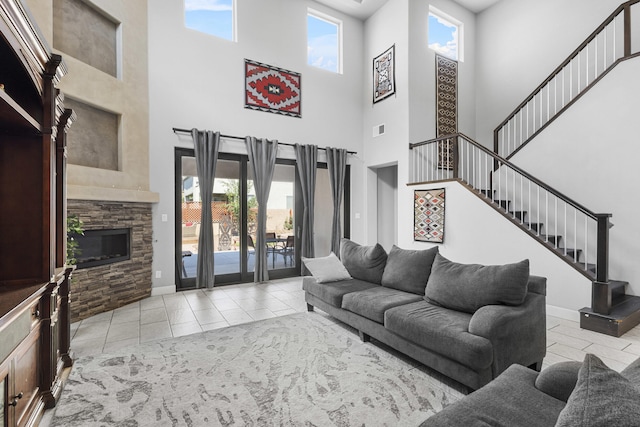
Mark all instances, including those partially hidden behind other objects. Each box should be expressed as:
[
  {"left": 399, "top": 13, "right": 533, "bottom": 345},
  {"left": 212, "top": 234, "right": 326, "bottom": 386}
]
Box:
[{"left": 373, "top": 123, "right": 385, "bottom": 137}]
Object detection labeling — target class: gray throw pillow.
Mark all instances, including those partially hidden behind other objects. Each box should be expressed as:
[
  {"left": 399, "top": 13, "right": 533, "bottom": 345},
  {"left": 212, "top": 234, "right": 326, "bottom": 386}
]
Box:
[
  {"left": 302, "top": 253, "right": 352, "bottom": 283},
  {"left": 424, "top": 254, "right": 530, "bottom": 313},
  {"left": 340, "top": 239, "right": 387, "bottom": 284},
  {"left": 555, "top": 354, "right": 640, "bottom": 427},
  {"left": 381, "top": 245, "right": 439, "bottom": 295},
  {"left": 621, "top": 355, "right": 640, "bottom": 387}
]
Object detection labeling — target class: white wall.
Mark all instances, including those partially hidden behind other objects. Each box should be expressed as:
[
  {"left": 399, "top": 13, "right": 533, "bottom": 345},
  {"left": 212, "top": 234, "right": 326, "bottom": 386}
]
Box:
[
  {"left": 361, "top": 0, "right": 409, "bottom": 245},
  {"left": 512, "top": 58, "right": 640, "bottom": 297},
  {"left": 148, "top": 0, "right": 364, "bottom": 291},
  {"left": 362, "top": 0, "right": 476, "bottom": 250},
  {"left": 475, "top": 0, "right": 623, "bottom": 148}
]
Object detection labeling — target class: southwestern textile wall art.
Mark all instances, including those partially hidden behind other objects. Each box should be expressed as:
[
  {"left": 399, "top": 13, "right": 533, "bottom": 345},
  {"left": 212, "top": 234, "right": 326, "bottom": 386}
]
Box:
[
  {"left": 373, "top": 45, "right": 395, "bottom": 103},
  {"left": 414, "top": 189, "right": 445, "bottom": 243},
  {"left": 245, "top": 59, "right": 301, "bottom": 118},
  {"left": 435, "top": 54, "right": 458, "bottom": 169}
]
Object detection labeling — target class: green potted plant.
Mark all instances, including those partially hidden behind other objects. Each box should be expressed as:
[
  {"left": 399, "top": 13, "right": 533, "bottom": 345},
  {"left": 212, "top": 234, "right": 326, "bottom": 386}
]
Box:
[{"left": 67, "top": 214, "right": 84, "bottom": 266}]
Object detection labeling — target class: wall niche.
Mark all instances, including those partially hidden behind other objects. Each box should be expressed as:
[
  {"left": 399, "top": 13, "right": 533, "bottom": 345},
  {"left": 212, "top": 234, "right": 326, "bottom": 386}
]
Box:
[
  {"left": 53, "top": 0, "right": 119, "bottom": 77},
  {"left": 65, "top": 98, "right": 119, "bottom": 170}
]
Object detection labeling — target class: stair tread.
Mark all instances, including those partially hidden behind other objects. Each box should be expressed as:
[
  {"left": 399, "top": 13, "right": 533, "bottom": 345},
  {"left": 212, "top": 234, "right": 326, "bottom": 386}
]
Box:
[{"left": 583, "top": 296, "right": 640, "bottom": 319}]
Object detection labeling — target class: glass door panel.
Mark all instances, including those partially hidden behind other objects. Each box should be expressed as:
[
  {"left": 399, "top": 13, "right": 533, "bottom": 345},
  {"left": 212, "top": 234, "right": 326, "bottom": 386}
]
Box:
[
  {"left": 178, "top": 153, "right": 244, "bottom": 288},
  {"left": 267, "top": 164, "right": 296, "bottom": 271},
  {"left": 246, "top": 162, "right": 297, "bottom": 273},
  {"left": 212, "top": 159, "right": 242, "bottom": 275}
]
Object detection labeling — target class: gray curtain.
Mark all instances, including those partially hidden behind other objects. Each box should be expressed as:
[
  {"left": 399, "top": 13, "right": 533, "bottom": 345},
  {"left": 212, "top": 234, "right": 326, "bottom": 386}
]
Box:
[
  {"left": 295, "top": 144, "right": 317, "bottom": 265},
  {"left": 191, "top": 129, "right": 220, "bottom": 289},
  {"left": 246, "top": 136, "right": 278, "bottom": 282},
  {"left": 327, "top": 148, "right": 348, "bottom": 256}
]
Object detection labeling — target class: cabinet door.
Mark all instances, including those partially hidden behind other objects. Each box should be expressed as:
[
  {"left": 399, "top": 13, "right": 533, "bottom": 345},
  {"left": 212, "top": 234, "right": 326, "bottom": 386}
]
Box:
[
  {"left": 12, "top": 333, "right": 38, "bottom": 427},
  {"left": 0, "top": 366, "right": 7, "bottom": 427}
]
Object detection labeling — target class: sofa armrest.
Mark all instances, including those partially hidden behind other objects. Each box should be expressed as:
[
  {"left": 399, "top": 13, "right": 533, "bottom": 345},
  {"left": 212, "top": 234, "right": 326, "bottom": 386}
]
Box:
[
  {"left": 468, "top": 291, "right": 546, "bottom": 377},
  {"left": 534, "top": 361, "right": 581, "bottom": 402}
]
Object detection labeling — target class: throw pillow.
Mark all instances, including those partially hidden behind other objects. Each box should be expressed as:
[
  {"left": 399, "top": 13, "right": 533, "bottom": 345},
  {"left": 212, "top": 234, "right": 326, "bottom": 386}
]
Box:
[
  {"left": 381, "top": 245, "right": 439, "bottom": 295},
  {"left": 424, "top": 254, "right": 530, "bottom": 313},
  {"left": 301, "top": 253, "right": 352, "bottom": 283},
  {"left": 340, "top": 238, "right": 387, "bottom": 284},
  {"left": 555, "top": 354, "right": 640, "bottom": 427}
]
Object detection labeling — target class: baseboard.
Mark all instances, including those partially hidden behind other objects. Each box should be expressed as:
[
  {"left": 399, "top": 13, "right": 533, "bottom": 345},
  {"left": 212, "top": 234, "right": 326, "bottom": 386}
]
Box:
[
  {"left": 151, "top": 284, "right": 176, "bottom": 296},
  {"left": 547, "top": 304, "right": 580, "bottom": 322}
]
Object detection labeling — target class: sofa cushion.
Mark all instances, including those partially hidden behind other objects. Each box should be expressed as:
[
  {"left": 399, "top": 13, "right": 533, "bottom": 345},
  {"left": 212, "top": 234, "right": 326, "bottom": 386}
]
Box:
[
  {"left": 534, "top": 361, "right": 581, "bottom": 402},
  {"left": 381, "top": 245, "right": 439, "bottom": 295},
  {"left": 342, "top": 287, "right": 423, "bottom": 324},
  {"left": 384, "top": 300, "right": 493, "bottom": 371},
  {"left": 555, "top": 354, "right": 640, "bottom": 427},
  {"left": 422, "top": 364, "right": 565, "bottom": 427},
  {"left": 340, "top": 239, "right": 388, "bottom": 285},
  {"left": 303, "top": 278, "right": 378, "bottom": 308},
  {"left": 301, "top": 252, "right": 352, "bottom": 283},
  {"left": 425, "top": 254, "right": 530, "bottom": 314}
]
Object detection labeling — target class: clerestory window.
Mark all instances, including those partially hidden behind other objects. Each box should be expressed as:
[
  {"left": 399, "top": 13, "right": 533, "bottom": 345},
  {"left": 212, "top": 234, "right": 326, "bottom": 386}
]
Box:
[
  {"left": 428, "top": 7, "right": 463, "bottom": 61},
  {"left": 185, "top": 0, "right": 235, "bottom": 41},
  {"left": 307, "top": 9, "right": 342, "bottom": 74}
]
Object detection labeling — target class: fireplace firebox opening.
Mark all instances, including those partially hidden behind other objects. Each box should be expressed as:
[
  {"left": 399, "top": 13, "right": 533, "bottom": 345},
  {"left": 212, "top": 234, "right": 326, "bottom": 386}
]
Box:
[{"left": 74, "top": 228, "right": 131, "bottom": 269}]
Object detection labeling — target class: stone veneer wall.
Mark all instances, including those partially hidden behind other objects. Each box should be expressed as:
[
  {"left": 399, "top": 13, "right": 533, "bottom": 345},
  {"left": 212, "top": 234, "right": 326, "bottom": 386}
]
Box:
[{"left": 68, "top": 200, "right": 152, "bottom": 322}]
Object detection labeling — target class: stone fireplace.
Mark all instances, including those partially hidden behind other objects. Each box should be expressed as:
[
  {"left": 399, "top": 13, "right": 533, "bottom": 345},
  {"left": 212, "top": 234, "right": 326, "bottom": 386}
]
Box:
[{"left": 68, "top": 200, "right": 152, "bottom": 322}]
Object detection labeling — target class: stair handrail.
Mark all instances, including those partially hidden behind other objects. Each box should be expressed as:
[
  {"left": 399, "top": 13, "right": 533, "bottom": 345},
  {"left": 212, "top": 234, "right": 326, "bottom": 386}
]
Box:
[
  {"left": 410, "top": 133, "right": 612, "bottom": 282},
  {"left": 413, "top": 133, "right": 602, "bottom": 221},
  {"left": 493, "top": 0, "right": 639, "bottom": 160}
]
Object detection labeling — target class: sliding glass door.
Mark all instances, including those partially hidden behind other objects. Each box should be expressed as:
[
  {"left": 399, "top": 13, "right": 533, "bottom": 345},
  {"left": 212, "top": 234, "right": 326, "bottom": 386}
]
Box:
[{"left": 175, "top": 149, "right": 303, "bottom": 289}]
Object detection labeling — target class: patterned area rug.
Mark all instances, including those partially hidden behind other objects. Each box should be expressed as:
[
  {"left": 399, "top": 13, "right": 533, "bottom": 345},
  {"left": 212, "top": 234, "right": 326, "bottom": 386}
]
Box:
[{"left": 50, "top": 313, "right": 463, "bottom": 426}]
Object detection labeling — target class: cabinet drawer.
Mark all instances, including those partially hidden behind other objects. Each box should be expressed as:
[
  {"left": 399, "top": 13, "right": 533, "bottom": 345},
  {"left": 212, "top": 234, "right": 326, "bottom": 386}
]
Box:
[
  {"left": 0, "top": 309, "right": 31, "bottom": 364},
  {"left": 13, "top": 332, "right": 39, "bottom": 427}
]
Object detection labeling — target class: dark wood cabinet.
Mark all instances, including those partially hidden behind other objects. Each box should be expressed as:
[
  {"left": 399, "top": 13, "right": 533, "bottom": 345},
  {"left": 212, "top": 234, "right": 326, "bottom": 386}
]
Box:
[{"left": 0, "top": 0, "right": 74, "bottom": 425}]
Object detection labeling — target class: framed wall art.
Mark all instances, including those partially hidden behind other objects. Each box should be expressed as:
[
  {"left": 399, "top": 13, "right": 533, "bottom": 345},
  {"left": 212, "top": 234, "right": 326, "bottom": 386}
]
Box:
[
  {"left": 244, "top": 59, "right": 301, "bottom": 118},
  {"left": 373, "top": 45, "right": 395, "bottom": 104},
  {"left": 414, "top": 188, "right": 445, "bottom": 243}
]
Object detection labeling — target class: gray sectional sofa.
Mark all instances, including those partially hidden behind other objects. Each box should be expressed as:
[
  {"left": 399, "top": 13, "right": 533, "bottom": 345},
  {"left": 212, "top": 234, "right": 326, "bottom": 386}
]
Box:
[
  {"left": 424, "top": 353, "right": 640, "bottom": 426},
  {"left": 302, "top": 239, "right": 547, "bottom": 391}
]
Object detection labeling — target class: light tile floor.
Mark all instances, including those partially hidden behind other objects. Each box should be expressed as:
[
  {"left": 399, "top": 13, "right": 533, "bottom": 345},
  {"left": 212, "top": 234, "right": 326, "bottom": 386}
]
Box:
[{"left": 70, "top": 277, "right": 640, "bottom": 373}]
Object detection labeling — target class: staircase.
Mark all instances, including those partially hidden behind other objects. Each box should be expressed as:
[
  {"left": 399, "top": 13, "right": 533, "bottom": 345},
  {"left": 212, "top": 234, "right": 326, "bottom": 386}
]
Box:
[
  {"left": 494, "top": 0, "right": 640, "bottom": 160},
  {"left": 408, "top": 133, "right": 640, "bottom": 337}
]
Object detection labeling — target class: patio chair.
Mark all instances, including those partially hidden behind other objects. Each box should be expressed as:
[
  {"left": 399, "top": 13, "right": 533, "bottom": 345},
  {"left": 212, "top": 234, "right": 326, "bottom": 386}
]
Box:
[{"left": 273, "top": 235, "right": 295, "bottom": 267}]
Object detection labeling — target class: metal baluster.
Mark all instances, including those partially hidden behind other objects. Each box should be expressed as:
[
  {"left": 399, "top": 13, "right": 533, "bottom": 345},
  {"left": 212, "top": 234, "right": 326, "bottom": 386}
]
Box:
[
  {"left": 564, "top": 202, "right": 567, "bottom": 256},
  {"left": 553, "top": 196, "right": 558, "bottom": 247},
  {"left": 545, "top": 191, "right": 549, "bottom": 243},
  {"left": 584, "top": 215, "right": 589, "bottom": 268},
  {"left": 537, "top": 186, "right": 540, "bottom": 236},
  {"left": 528, "top": 178, "right": 531, "bottom": 230},
  {"left": 570, "top": 60, "right": 573, "bottom": 101},
  {"left": 574, "top": 210, "right": 578, "bottom": 263},
  {"left": 578, "top": 51, "right": 581, "bottom": 92},
  {"left": 587, "top": 40, "right": 590, "bottom": 85}
]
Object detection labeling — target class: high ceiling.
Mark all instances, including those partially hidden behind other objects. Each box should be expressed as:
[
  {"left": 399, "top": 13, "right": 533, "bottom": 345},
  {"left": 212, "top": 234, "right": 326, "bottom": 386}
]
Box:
[{"left": 313, "top": 0, "right": 501, "bottom": 20}]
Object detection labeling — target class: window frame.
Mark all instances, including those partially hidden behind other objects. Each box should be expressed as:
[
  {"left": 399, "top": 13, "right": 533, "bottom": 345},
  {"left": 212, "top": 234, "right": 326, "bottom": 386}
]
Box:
[{"left": 307, "top": 8, "right": 343, "bottom": 74}]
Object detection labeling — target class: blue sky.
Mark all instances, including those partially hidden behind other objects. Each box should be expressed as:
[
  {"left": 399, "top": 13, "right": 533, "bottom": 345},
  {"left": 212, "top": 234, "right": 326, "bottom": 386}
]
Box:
[
  {"left": 185, "top": 0, "right": 233, "bottom": 40},
  {"left": 428, "top": 13, "right": 458, "bottom": 60},
  {"left": 307, "top": 14, "right": 339, "bottom": 73}
]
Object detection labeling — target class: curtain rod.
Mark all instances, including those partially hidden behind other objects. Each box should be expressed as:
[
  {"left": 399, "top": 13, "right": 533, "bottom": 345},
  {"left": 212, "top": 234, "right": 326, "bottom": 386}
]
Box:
[{"left": 172, "top": 127, "right": 357, "bottom": 155}]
